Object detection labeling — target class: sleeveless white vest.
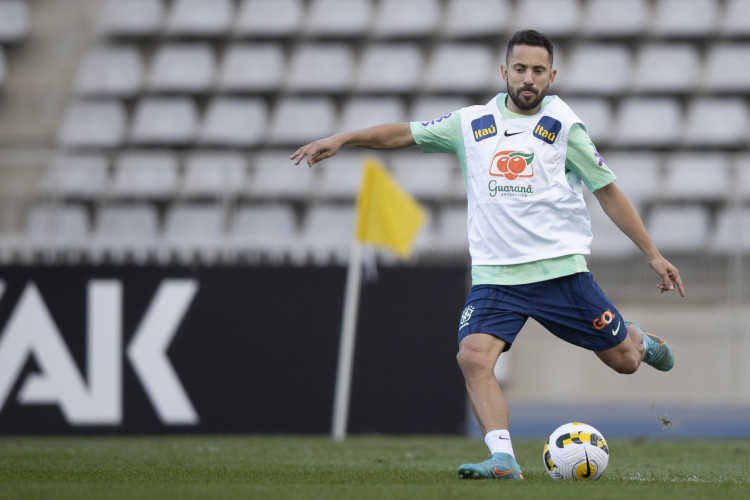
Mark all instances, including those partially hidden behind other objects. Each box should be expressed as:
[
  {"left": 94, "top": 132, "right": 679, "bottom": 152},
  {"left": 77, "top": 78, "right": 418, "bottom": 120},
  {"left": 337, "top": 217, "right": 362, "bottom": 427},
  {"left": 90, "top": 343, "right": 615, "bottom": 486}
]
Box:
[{"left": 459, "top": 95, "right": 592, "bottom": 265}]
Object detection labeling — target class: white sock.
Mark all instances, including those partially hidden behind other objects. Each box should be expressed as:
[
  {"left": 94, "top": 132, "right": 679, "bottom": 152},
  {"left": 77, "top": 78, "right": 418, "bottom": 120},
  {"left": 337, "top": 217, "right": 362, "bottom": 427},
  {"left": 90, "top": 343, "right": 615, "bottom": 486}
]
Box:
[{"left": 484, "top": 429, "right": 514, "bottom": 457}]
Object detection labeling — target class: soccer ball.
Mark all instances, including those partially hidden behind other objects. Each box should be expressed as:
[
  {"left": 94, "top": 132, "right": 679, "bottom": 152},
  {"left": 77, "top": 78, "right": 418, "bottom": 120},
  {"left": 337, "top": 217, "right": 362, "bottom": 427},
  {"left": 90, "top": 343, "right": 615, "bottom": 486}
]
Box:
[{"left": 543, "top": 422, "right": 609, "bottom": 480}]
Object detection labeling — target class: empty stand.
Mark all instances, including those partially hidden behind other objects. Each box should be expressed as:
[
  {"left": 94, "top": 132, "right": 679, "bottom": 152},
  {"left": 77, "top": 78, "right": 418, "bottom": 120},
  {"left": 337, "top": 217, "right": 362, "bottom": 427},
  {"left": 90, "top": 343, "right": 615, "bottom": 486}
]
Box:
[
  {"left": 217, "top": 44, "right": 285, "bottom": 92},
  {"left": 23, "top": 203, "right": 90, "bottom": 261},
  {"left": 423, "top": 44, "right": 496, "bottom": 93},
  {"left": 39, "top": 154, "right": 109, "bottom": 200},
  {"left": 267, "top": 97, "right": 336, "bottom": 145},
  {"left": 181, "top": 151, "right": 247, "bottom": 198},
  {"left": 98, "top": 0, "right": 164, "bottom": 37},
  {"left": 513, "top": 0, "right": 581, "bottom": 36},
  {"left": 430, "top": 206, "right": 469, "bottom": 256},
  {"left": 355, "top": 44, "right": 423, "bottom": 93},
  {"left": 563, "top": 98, "right": 613, "bottom": 144},
  {"left": 234, "top": 0, "right": 303, "bottom": 38},
  {"left": 296, "top": 204, "right": 355, "bottom": 265},
  {"left": 198, "top": 97, "right": 267, "bottom": 147},
  {"left": 162, "top": 203, "right": 227, "bottom": 263},
  {"left": 390, "top": 150, "right": 463, "bottom": 200},
  {"left": 720, "top": 0, "right": 750, "bottom": 36},
  {"left": 147, "top": 43, "right": 216, "bottom": 93},
  {"left": 631, "top": 44, "right": 700, "bottom": 93},
  {"left": 581, "top": 0, "right": 648, "bottom": 37},
  {"left": 285, "top": 44, "right": 354, "bottom": 93},
  {"left": 373, "top": 0, "right": 441, "bottom": 38},
  {"left": 313, "top": 151, "right": 366, "bottom": 199},
  {"left": 58, "top": 100, "right": 126, "bottom": 148},
  {"left": 0, "top": 47, "right": 5, "bottom": 88},
  {"left": 612, "top": 98, "right": 682, "bottom": 147},
  {"left": 602, "top": 151, "right": 662, "bottom": 204},
  {"left": 647, "top": 205, "right": 711, "bottom": 252},
  {"left": 682, "top": 98, "right": 749, "bottom": 147},
  {"left": 410, "top": 97, "right": 471, "bottom": 123},
  {"left": 305, "top": 0, "right": 372, "bottom": 37},
  {"left": 165, "top": 0, "right": 233, "bottom": 37},
  {"left": 587, "top": 200, "right": 639, "bottom": 257},
  {"left": 443, "top": 0, "right": 509, "bottom": 38},
  {"left": 229, "top": 204, "right": 298, "bottom": 261},
  {"left": 710, "top": 206, "right": 750, "bottom": 254},
  {"left": 650, "top": 0, "right": 717, "bottom": 37},
  {"left": 561, "top": 44, "right": 630, "bottom": 96},
  {"left": 735, "top": 155, "right": 750, "bottom": 200},
  {"left": 0, "top": 0, "right": 29, "bottom": 42},
  {"left": 249, "top": 150, "right": 317, "bottom": 200},
  {"left": 338, "top": 97, "right": 406, "bottom": 132},
  {"left": 702, "top": 44, "right": 750, "bottom": 93},
  {"left": 129, "top": 97, "right": 199, "bottom": 145},
  {"left": 75, "top": 45, "right": 144, "bottom": 97},
  {"left": 110, "top": 150, "right": 179, "bottom": 199}
]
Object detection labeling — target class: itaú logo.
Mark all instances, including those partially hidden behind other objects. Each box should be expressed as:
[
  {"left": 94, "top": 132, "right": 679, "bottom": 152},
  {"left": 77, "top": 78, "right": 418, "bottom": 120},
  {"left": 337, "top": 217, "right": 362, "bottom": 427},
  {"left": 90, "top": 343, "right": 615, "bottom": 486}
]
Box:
[{"left": 0, "top": 280, "right": 199, "bottom": 425}]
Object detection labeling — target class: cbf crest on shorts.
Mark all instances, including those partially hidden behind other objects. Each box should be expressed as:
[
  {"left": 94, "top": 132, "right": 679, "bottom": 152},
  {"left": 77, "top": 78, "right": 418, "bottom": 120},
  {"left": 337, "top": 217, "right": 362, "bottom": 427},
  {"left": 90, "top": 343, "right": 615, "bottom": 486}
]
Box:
[{"left": 459, "top": 305, "right": 475, "bottom": 330}]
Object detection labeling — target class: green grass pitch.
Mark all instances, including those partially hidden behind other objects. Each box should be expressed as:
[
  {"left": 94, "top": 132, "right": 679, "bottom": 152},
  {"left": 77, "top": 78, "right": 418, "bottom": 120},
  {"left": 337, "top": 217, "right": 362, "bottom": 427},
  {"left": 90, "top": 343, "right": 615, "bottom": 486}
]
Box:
[{"left": 1, "top": 435, "right": 749, "bottom": 500}]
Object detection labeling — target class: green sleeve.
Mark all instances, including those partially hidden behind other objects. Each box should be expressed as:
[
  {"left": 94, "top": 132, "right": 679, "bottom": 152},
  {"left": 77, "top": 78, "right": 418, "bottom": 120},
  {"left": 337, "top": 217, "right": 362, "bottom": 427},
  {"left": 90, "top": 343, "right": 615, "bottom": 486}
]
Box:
[
  {"left": 565, "top": 123, "right": 616, "bottom": 192},
  {"left": 409, "top": 111, "right": 464, "bottom": 155}
]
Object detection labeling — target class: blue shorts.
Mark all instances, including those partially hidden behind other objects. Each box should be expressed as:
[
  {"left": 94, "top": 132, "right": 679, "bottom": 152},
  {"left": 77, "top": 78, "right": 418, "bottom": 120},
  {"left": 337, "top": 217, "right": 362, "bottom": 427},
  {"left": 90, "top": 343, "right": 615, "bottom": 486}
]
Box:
[{"left": 457, "top": 273, "right": 627, "bottom": 352}]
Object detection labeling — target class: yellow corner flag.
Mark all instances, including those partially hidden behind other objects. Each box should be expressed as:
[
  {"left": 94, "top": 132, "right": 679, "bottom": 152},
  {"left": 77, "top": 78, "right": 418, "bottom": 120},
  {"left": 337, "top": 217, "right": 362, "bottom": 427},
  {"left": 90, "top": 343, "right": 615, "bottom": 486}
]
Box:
[{"left": 355, "top": 157, "right": 426, "bottom": 258}]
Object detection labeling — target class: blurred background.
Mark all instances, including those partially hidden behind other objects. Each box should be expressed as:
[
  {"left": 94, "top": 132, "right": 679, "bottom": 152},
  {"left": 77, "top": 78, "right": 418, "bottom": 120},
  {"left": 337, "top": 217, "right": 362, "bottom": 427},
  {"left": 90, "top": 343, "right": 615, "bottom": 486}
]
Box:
[{"left": 0, "top": 0, "right": 747, "bottom": 437}]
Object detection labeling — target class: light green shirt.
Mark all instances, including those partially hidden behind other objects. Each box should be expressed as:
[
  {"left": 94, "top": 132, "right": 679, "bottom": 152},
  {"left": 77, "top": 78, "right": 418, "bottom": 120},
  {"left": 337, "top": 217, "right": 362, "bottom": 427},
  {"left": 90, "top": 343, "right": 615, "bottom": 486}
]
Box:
[{"left": 410, "top": 94, "right": 617, "bottom": 285}]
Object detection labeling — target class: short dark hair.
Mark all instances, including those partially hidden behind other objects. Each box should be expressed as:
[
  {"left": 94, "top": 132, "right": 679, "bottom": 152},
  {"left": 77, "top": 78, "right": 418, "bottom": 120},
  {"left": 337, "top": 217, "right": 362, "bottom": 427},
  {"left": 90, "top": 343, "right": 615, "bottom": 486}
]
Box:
[{"left": 506, "top": 29, "right": 554, "bottom": 65}]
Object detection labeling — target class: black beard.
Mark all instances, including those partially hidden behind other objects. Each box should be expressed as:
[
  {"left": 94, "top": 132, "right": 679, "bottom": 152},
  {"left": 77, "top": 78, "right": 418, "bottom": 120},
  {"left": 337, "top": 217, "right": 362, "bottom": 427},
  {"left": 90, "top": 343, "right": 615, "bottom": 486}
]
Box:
[{"left": 507, "top": 83, "right": 548, "bottom": 111}]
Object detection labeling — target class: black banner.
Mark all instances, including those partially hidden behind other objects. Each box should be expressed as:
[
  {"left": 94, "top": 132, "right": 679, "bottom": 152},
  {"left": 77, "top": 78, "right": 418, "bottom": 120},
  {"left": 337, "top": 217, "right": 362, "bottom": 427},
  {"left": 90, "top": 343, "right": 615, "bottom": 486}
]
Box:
[{"left": 0, "top": 265, "right": 468, "bottom": 434}]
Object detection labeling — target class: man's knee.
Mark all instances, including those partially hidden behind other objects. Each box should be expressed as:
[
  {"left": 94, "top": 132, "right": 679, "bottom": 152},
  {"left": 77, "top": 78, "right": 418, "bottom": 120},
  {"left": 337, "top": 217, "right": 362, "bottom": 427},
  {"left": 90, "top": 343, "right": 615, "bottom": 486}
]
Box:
[{"left": 456, "top": 335, "right": 504, "bottom": 376}]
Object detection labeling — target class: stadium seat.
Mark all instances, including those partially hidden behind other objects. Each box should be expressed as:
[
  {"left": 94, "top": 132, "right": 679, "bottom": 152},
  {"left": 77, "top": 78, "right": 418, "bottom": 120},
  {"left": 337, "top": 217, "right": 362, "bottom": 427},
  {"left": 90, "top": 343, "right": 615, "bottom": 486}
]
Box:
[
  {"left": 98, "top": 0, "right": 165, "bottom": 37},
  {"left": 38, "top": 154, "right": 110, "bottom": 200},
  {"left": 646, "top": 205, "right": 710, "bottom": 252},
  {"left": 89, "top": 203, "right": 160, "bottom": 264},
  {"left": 248, "top": 150, "right": 317, "bottom": 200},
  {"left": 588, "top": 201, "right": 639, "bottom": 257},
  {"left": 338, "top": 97, "right": 406, "bottom": 132},
  {"left": 562, "top": 98, "right": 613, "bottom": 144},
  {"left": 267, "top": 97, "right": 336, "bottom": 145},
  {"left": 129, "top": 97, "right": 199, "bottom": 145},
  {"left": 75, "top": 45, "right": 144, "bottom": 97},
  {"left": 442, "top": 0, "right": 510, "bottom": 38},
  {"left": 513, "top": 0, "right": 581, "bottom": 37},
  {"left": 0, "top": 0, "right": 29, "bottom": 42},
  {"left": 110, "top": 150, "right": 179, "bottom": 199},
  {"left": 354, "top": 44, "right": 423, "bottom": 93},
  {"left": 198, "top": 97, "right": 267, "bottom": 147},
  {"left": 217, "top": 44, "right": 285, "bottom": 92},
  {"left": 662, "top": 153, "right": 730, "bottom": 201},
  {"left": 234, "top": 0, "right": 303, "bottom": 37},
  {"left": 602, "top": 151, "right": 662, "bottom": 203},
  {"left": 735, "top": 154, "right": 750, "bottom": 200},
  {"left": 229, "top": 204, "right": 299, "bottom": 261},
  {"left": 431, "top": 205, "right": 469, "bottom": 256},
  {"left": 165, "top": 0, "right": 233, "bottom": 37},
  {"left": 710, "top": 206, "right": 750, "bottom": 254},
  {"left": 162, "top": 203, "right": 227, "bottom": 264},
  {"left": 296, "top": 204, "right": 356, "bottom": 265},
  {"left": 410, "top": 97, "right": 471, "bottom": 123},
  {"left": 313, "top": 151, "right": 367, "bottom": 199},
  {"left": 702, "top": 44, "right": 750, "bottom": 93},
  {"left": 561, "top": 44, "right": 630, "bottom": 95},
  {"left": 650, "top": 0, "right": 717, "bottom": 37},
  {"left": 57, "top": 100, "right": 126, "bottom": 148},
  {"left": 581, "top": 0, "right": 648, "bottom": 37},
  {"left": 373, "top": 0, "right": 441, "bottom": 38},
  {"left": 181, "top": 151, "right": 248, "bottom": 199},
  {"left": 285, "top": 44, "right": 354, "bottom": 93},
  {"left": 423, "top": 44, "right": 495, "bottom": 93},
  {"left": 720, "top": 0, "right": 750, "bottom": 36},
  {"left": 390, "top": 150, "right": 463, "bottom": 200},
  {"left": 24, "top": 203, "right": 91, "bottom": 261},
  {"left": 631, "top": 44, "right": 700, "bottom": 93},
  {"left": 682, "top": 98, "right": 749, "bottom": 147},
  {"left": 147, "top": 43, "right": 216, "bottom": 93},
  {"left": 305, "top": 0, "right": 372, "bottom": 37},
  {"left": 612, "top": 98, "right": 682, "bottom": 147}
]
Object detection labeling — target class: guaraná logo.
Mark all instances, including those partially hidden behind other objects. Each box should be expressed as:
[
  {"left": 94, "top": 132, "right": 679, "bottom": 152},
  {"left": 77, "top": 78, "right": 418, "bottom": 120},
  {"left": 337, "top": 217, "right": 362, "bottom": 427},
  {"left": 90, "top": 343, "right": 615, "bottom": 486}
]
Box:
[{"left": 489, "top": 150, "right": 534, "bottom": 180}]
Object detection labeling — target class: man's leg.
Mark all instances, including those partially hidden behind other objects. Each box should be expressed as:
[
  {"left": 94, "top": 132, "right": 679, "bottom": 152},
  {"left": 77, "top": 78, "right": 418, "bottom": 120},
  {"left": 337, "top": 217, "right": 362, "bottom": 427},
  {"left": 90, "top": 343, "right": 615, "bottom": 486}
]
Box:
[
  {"left": 595, "top": 322, "right": 674, "bottom": 373},
  {"left": 455, "top": 333, "right": 523, "bottom": 480}
]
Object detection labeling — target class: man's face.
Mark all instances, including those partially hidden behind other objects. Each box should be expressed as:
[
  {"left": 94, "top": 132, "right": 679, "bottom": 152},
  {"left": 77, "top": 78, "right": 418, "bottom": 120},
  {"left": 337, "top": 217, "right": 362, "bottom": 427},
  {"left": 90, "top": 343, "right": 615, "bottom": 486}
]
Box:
[{"left": 501, "top": 44, "right": 556, "bottom": 115}]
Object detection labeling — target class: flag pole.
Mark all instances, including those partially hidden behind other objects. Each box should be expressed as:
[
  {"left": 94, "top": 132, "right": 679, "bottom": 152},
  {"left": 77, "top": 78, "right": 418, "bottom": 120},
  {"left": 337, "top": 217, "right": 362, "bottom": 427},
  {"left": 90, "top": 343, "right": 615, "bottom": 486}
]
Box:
[{"left": 331, "top": 239, "right": 363, "bottom": 440}]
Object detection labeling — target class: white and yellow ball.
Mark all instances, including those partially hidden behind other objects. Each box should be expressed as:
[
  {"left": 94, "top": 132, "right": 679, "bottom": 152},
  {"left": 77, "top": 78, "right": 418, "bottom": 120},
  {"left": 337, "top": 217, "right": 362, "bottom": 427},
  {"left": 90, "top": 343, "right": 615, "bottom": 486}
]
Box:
[{"left": 543, "top": 422, "right": 609, "bottom": 480}]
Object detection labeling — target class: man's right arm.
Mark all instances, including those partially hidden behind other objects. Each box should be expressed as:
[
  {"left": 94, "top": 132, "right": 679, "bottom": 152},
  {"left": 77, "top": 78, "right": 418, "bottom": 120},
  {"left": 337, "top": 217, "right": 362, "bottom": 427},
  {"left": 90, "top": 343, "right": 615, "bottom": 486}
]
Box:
[{"left": 290, "top": 123, "right": 415, "bottom": 167}]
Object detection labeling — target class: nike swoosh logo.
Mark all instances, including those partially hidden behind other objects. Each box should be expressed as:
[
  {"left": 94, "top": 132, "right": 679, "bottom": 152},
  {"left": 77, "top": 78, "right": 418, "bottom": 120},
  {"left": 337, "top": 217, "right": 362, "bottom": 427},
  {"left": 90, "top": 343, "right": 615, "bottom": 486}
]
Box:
[
  {"left": 492, "top": 467, "right": 515, "bottom": 477},
  {"left": 611, "top": 321, "right": 621, "bottom": 336},
  {"left": 504, "top": 130, "right": 523, "bottom": 137},
  {"left": 581, "top": 450, "right": 592, "bottom": 478}
]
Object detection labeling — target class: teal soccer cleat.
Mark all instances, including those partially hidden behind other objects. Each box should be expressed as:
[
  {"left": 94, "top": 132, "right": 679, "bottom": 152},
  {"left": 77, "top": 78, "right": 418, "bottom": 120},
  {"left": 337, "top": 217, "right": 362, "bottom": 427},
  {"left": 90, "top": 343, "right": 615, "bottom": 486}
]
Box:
[
  {"left": 626, "top": 320, "right": 675, "bottom": 372},
  {"left": 457, "top": 452, "right": 524, "bottom": 480}
]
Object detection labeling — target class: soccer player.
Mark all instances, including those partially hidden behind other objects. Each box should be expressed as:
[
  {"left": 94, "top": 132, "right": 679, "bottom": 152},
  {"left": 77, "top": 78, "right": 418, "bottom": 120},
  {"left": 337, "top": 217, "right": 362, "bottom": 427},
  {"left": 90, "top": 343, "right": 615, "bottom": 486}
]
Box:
[{"left": 291, "top": 29, "right": 684, "bottom": 480}]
